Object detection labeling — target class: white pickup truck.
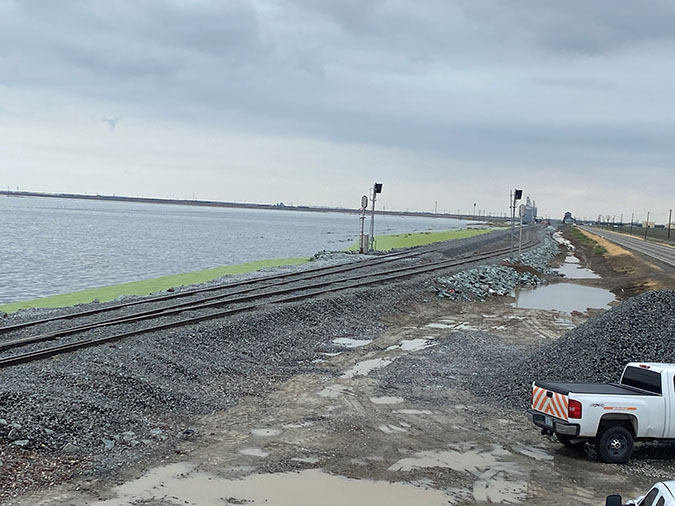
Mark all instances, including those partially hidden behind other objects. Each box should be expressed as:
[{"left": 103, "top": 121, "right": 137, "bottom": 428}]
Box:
[
  {"left": 606, "top": 481, "right": 675, "bottom": 506},
  {"left": 527, "top": 362, "right": 675, "bottom": 463}
]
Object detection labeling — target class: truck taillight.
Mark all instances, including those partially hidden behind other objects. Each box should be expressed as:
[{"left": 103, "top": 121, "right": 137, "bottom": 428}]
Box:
[{"left": 568, "top": 399, "right": 582, "bottom": 419}]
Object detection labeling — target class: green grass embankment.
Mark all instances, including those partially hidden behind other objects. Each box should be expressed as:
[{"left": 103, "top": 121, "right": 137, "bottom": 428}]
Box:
[
  {"left": 349, "top": 228, "right": 492, "bottom": 251},
  {"left": 0, "top": 257, "right": 308, "bottom": 314},
  {"left": 567, "top": 227, "right": 607, "bottom": 255}
]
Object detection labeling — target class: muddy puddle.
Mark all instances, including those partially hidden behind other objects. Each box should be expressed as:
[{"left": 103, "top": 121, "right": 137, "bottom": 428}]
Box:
[
  {"left": 556, "top": 255, "right": 600, "bottom": 279},
  {"left": 512, "top": 283, "right": 615, "bottom": 313},
  {"left": 88, "top": 463, "right": 452, "bottom": 506}
]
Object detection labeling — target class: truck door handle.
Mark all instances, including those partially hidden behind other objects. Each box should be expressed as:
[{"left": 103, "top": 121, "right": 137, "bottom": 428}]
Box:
[{"left": 546, "top": 391, "right": 553, "bottom": 398}]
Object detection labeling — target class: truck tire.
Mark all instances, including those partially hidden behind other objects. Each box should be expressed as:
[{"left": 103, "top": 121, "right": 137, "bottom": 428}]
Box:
[
  {"left": 595, "top": 426, "right": 633, "bottom": 464},
  {"left": 556, "top": 434, "right": 584, "bottom": 448}
]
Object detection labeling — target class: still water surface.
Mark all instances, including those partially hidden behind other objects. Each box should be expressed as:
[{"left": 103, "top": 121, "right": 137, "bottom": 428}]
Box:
[{"left": 0, "top": 197, "right": 468, "bottom": 303}]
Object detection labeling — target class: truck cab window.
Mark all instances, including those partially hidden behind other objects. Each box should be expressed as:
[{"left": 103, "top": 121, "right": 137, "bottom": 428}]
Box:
[
  {"left": 639, "top": 488, "right": 659, "bottom": 506},
  {"left": 655, "top": 497, "right": 665, "bottom": 506}
]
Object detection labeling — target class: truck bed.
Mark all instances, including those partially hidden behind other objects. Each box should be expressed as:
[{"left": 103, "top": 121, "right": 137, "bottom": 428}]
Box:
[{"left": 535, "top": 381, "right": 658, "bottom": 396}]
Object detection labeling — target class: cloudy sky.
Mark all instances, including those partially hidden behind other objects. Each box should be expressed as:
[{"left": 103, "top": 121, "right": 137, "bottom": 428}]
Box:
[{"left": 1, "top": 0, "right": 674, "bottom": 221}]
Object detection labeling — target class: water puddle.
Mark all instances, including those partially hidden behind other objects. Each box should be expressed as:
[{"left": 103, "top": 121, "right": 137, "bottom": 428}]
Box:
[
  {"left": 425, "top": 322, "right": 454, "bottom": 329},
  {"left": 251, "top": 428, "right": 282, "bottom": 437},
  {"left": 556, "top": 255, "right": 600, "bottom": 279},
  {"left": 283, "top": 421, "right": 314, "bottom": 429},
  {"left": 370, "top": 396, "right": 405, "bottom": 405},
  {"left": 399, "top": 338, "right": 434, "bottom": 351},
  {"left": 291, "top": 456, "right": 321, "bottom": 464},
  {"left": 425, "top": 322, "right": 479, "bottom": 331},
  {"left": 512, "top": 283, "right": 614, "bottom": 313},
  {"left": 389, "top": 444, "right": 526, "bottom": 504},
  {"left": 379, "top": 424, "right": 408, "bottom": 434},
  {"left": 340, "top": 358, "right": 393, "bottom": 378},
  {"left": 388, "top": 446, "right": 505, "bottom": 473},
  {"left": 332, "top": 337, "right": 371, "bottom": 348},
  {"left": 512, "top": 445, "right": 553, "bottom": 461},
  {"left": 239, "top": 448, "right": 269, "bottom": 458},
  {"left": 91, "top": 464, "right": 452, "bottom": 505}
]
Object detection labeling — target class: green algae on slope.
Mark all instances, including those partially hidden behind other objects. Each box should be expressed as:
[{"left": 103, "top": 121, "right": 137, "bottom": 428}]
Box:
[
  {"left": 0, "top": 257, "right": 308, "bottom": 313},
  {"left": 2, "top": 228, "right": 492, "bottom": 314},
  {"left": 349, "top": 228, "right": 491, "bottom": 251}
]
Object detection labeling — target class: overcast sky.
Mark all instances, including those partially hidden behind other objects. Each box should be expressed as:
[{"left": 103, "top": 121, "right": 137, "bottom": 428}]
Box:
[{"left": 1, "top": 0, "right": 674, "bottom": 221}]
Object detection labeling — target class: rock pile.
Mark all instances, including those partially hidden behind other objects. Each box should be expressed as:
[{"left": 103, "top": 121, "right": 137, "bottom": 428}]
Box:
[
  {"left": 436, "top": 266, "right": 539, "bottom": 300},
  {"left": 467, "top": 290, "right": 675, "bottom": 408},
  {"left": 435, "top": 237, "right": 561, "bottom": 300}
]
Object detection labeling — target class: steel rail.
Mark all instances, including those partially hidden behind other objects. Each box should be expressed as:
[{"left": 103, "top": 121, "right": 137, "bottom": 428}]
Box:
[
  {"left": 0, "top": 233, "right": 506, "bottom": 335},
  {"left": 0, "top": 240, "right": 530, "bottom": 352},
  {"left": 0, "top": 237, "right": 541, "bottom": 368}
]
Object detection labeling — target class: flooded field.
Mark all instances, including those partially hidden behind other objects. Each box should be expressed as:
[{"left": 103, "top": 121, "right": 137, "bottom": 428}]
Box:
[{"left": 0, "top": 196, "right": 467, "bottom": 304}]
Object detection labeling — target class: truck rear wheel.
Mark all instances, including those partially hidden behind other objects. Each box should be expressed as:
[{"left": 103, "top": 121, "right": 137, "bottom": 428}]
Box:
[
  {"left": 556, "top": 434, "right": 584, "bottom": 448},
  {"left": 595, "top": 426, "right": 633, "bottom": 464}
]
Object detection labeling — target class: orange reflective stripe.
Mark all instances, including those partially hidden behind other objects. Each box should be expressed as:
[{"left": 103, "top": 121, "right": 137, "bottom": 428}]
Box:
[
  {"left": 533, "top": 388, "right": 545, "bottom": 406},
  {"left": 549, "top": 396, "right": 562, "bottom": 418},
  {"left": 552, "top": 395, "right": 567, "bottom": 420}
]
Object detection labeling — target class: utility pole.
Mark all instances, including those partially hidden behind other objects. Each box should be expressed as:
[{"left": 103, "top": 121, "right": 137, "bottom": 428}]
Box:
[
  {"left": 473, "top": 202, "right": 476, "bottom": 217},
  {"left": 369, "top": 182, "right": 383, "bottom": 252},
  {"left": 434, "top": 201, "right": 438, "bottom": 214},
  {"left": 630, "top": 213, "right": 634, "bottom": 236},
  {"left": 644, "top": 211, "right": 650, "bottom": 239},
  {"left": 619, "top": 213, "right": 623, "bottom": 233},
  {"left": 668, "top": 209, "right": 672, "bottom": 239}
]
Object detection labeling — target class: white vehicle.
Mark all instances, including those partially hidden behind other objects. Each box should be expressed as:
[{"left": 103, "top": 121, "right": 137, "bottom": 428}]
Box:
[
  {"left": 605, "top": 481, "right": 675, "bottom": 506},
  {"left": 527, "top": 363, "right": 675, "bottom": 463}
]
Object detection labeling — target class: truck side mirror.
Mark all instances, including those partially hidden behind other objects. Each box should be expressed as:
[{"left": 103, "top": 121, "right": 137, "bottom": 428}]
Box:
[{"left": 605, "top": 494, "right": 622, "bottom": 506}]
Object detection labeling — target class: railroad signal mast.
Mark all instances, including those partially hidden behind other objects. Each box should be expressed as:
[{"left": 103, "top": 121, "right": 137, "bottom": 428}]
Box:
[
  {"left": 369, "top": 182, "right": 383, "bottom": 252},
  {"left": 359, "top": 195, "right": 369, "bottom": 253},
  {"left": 510, "top": 189, "right": 523, "bottom": 260}
]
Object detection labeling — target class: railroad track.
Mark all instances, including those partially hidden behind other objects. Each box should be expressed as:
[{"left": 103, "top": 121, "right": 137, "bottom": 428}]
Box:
[
  {"left": 579, "top": 227, "right": 675, "bottom": 268},
  {"left": 0, "top": 231, "right": 541, "bottom": 368}
]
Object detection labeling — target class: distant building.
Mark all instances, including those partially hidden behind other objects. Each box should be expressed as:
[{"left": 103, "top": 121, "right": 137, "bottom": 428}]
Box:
[
  {"left": 522, "top": 197, "right": 538, "bottom": 224},
  {"left": 562, "top": 211, "right": 575, "bottom": 224}
]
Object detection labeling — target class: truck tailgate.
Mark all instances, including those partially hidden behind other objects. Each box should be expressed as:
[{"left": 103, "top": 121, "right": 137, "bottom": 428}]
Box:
[{"left": 532, "top": 383, "right": 569, "bottom": 421}]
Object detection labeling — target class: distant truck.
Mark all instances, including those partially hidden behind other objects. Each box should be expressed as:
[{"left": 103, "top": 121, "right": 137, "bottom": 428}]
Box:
[{"left": 527, "top": 363, "right": 675, "bottom": 463}]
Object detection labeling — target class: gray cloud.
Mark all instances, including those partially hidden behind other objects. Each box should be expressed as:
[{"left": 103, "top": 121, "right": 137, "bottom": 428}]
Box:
[{"left": 0, "top": 0, "right": 674, "bottom": 216}]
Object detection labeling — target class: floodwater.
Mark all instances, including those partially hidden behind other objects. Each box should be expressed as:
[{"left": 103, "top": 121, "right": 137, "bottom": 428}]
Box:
[
  {"left": 512, "top": 283, "right": 615, "bottom": 313},
  {"left": 556, "top": 255, "right": 600, "bottom": 279},
  {"left": 0, "top": 196, "right": 470, "bottom": 304},
  {"left": 387, "top": 444, "right": 528, "bottom": 503},
  {"left": 340, "top": 358, "right": 394, "bottom": 378},
  {"left": 87, "top": 463, "right": 452, "bottom": 506}
]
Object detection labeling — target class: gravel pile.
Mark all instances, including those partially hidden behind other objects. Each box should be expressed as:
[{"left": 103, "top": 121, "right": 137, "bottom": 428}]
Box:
[
  {"left": 373, "top": 331, "right": 535, "bottom": 407},
  {"left": 465, "top": 290, "right": 675, "bottom": 408},
  {"left": 434, "top": 236, "right": 561, "bottom": 301}
]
